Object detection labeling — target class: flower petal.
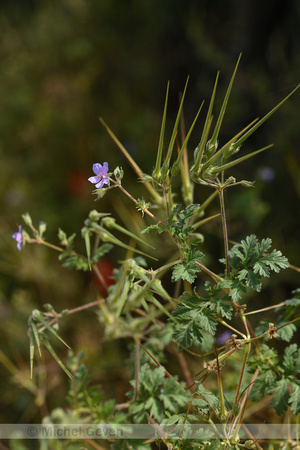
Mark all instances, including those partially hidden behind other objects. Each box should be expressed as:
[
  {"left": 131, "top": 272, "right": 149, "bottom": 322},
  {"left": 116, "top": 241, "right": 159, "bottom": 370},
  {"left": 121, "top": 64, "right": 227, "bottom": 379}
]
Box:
[
  {"left": 88, "top": 176, "right": 99, "bottom": 184},
  {"left": 92, "top": 163, "right": 103, "bottom": 175},
  {"left": 95, "top": 180, "right": 105, "bottom": 188},
  {"left": 102, "top": 162, "right": 108, "bottom": 173}
]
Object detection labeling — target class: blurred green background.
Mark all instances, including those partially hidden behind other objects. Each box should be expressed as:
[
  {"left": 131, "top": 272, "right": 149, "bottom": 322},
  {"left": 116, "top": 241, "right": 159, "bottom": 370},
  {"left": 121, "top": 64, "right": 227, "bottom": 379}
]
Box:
[{"left": 0, "top": 0, "right": 300, "bottom": 438}]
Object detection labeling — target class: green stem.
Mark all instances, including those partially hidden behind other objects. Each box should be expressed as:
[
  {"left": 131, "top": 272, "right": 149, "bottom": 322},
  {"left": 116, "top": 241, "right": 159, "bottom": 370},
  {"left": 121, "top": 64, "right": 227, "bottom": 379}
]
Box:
[
  {"left": 30, "top": 238, "right": 63, "bottom": 253},
  {"left": 216, "top": 350, "right": 227, "bottom": 422},
  {"left": 218, "top": 187, "right": 230, "bottom": 278},
  {"left": 231, "top": 368, "right": 259, "bottom": 443},
  {"left": 229, "top": 341, "right": 251, "bottom": 426},
  {"left": 134, "top": 338, "right": 140, "bottom": 400}
]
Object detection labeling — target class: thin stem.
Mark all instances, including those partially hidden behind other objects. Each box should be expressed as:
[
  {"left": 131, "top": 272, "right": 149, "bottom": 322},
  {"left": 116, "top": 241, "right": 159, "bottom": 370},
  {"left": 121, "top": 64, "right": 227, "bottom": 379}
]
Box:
[
  {"left": 134, "top": 338, "right": 140, "bottom": 400},
  {"left": 245, "top": 302, "right": 285, "bottom": 316},
  {"left": 92, "top": 264, "right": 108, "bottom": 293},
  {"left": 218, "top": 187, "right": 230, "bottom": 277},
  {"left": 139, "top": 342, "right": 179, "bottom": 383},
  {"left": 116, "top": 182, "right": 166, "bottom": 227},
  {"left": 216, "top": 318, "right": 247, "bottom": 339},
  {"left": 66, "top": 300, "right": 102, "bottom": 315},
  {"left": 30, "top": 238, "right": 63, "bottom": 253},
  {"left": 231, "top": 368, "right": 260, "bottom": 442},
  {"left": 194, "top": 261, "right": 224, "bottom": 283},
  {"left": 171, "top": 344, "right": 194, "bottom": 389},
  {"left": 229, "top": 341, "right": 251, "bottom": 425},
  {"left": 216, "top": 345, "right": 227, "bottom": 422},
  {"left": 44, "top": 300, "right": 103, "bottom": 330}
]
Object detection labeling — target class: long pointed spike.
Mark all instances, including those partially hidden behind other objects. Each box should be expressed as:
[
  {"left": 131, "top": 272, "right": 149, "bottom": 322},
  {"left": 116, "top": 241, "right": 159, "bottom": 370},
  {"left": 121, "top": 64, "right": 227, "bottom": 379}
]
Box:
[
  {"left": 38, "top": 316, "right": 71, "bottom": 349},
  {"left": 192, "top": 72, "right": 219, "bottom": 172},
  {"left": 210, "top": 53, "right": 242, "bottom": 146},
  {"left": 30, "top": 321, "right": 42, "bottom": 357},
  {"left": 210, "top": 144, "right": 273, "bottom": 174},
  {"left": 92, "top": 224, "right": 158, "bottom": 261},
  {"left": 101, "top": 217, "right": 155, "bottom": 249},
  {"left": 82, "top": 228, "right": 91, "bottom": 270},
  {"left": 99, "top": 118, "right": 161, "bottom": 202},
  {"left": 153, "top": 82, "right": 170, "bottom": 180},
  {"left": 234, "top": 84, "right": 300, "bottom": 148},
  {"left": 201, "top": 118, "right": 258, "bottom": 172},
  {"left": 42, "top": 338, "right": 73, "bottom": 380},
  {"left": 29, "top": 332, "right": 35, "bottom": 379},
  {"left": 164, "top": 77, "right": 190, "bottom": 169},
  {"left": 171, "top": 102, "right": 204, "bottom": 177}
]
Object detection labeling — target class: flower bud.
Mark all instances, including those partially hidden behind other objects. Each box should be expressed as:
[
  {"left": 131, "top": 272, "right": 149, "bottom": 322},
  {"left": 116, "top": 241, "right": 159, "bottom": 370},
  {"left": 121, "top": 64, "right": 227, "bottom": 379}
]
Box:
[
  {"left": 22, "top": 213, "right": 33, "bottom": 227},
  {"left": 205, "top": 139, "right": 218, "bottom": 159},
  {"left": 240, "top": 180, "right": 255, "bottom": 187},
  {"left": 223, "top": 143, "right": 240, "bottom": 158}
]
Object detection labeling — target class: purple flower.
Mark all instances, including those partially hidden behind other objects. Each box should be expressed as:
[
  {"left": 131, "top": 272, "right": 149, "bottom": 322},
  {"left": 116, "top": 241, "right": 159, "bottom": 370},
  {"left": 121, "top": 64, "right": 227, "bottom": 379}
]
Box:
[
  {"left": 216, "top": 330, "right": 232, "bottom": 346},
  {"left": 12, "top": 225, "right": 23, "bottom": 251},
  {"left": 88, "top": 162, "right": 109, "bottom": 188}
]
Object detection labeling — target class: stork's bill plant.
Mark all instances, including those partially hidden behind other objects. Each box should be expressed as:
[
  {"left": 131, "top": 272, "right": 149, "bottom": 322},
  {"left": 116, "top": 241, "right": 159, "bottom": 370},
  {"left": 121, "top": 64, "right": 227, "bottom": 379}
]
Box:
[{"left": 15, "top": 57, "right": 300, "bottom": 449}]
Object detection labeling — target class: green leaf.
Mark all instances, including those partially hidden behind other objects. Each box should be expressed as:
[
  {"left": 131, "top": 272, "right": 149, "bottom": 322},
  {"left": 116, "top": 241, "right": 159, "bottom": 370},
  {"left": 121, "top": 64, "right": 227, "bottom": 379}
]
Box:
[
  {"left": 227, "top": 280, "right": 246, "bottom": 302},
  {"left": 197, "top": 314, "right": 217, "bottom": 335},
  {"left": 171, "top": 261, "right": 200, "bottom": 284},
  {"left": 214, "top": 301, "right": 232, "bottom": 320},
  {"left": 59, "top": 253, "right": 90, "bottom": 271},
  {"left": 91, "top": 243, "right": 113, "bottom": 265},
  {"left": 129, "top": 364, "right": 191, "bottom": 423},
  {"left": 277, "top": 323, "right": 297, "bottom": 342},
  {"left": 195, "top": 383, "right": 220, "bottom": 410},
  {"left": 250, "top": 377, "right": 269, "bottom": 402},
  {"left": 269, "top": 378, "right": 290, "bottom": 415},
  {"left": 172, "top": 322, "right": 199, "bottom": 348},
  {"left": 141, "top": 222, "right": 165, "bottom": 235},
  {"left": 289, "top": 383, "right": 300, "bottom": 414},
  {"left": 171, "top": 296, "right": 218, "bottom": 348},
  {"left": 283, "top": 344, "right": 300, "bottom": 374},
  {"left": 225, "top": 235, "right": 289, "bottom": 300}
]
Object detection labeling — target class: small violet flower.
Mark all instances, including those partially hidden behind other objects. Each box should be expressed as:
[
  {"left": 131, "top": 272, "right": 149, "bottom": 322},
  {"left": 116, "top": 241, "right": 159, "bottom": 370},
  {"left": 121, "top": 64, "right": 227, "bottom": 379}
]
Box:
[
  {"left": 12, "top": 225, "right": 23, "bottom": 251},
  {"left": 88, "top": 162, "right": 109, "bottom": 189},
  {"left": 216, "top": 330, "right": 232, "bottom": 346}
]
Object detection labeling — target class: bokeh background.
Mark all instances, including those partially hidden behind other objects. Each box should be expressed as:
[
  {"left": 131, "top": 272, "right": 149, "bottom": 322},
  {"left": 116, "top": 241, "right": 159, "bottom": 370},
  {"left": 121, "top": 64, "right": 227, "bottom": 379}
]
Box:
[{"left": 0, "top": 0, "right": 300, "bottom": 440}]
